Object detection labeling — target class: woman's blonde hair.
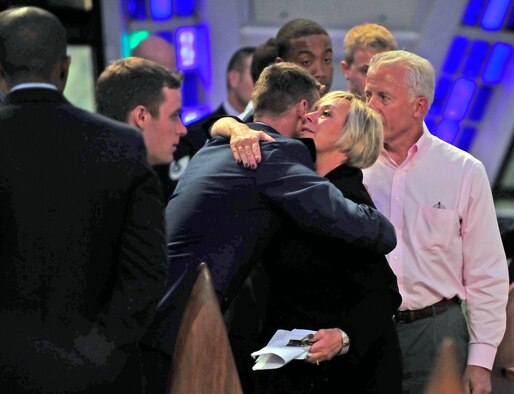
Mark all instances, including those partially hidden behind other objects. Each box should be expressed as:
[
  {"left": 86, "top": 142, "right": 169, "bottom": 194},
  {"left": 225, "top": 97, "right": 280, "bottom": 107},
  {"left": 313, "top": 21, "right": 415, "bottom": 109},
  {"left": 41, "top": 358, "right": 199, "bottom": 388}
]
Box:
[{"left": 319, "top": 91, "right": 383, "bottom": 169}]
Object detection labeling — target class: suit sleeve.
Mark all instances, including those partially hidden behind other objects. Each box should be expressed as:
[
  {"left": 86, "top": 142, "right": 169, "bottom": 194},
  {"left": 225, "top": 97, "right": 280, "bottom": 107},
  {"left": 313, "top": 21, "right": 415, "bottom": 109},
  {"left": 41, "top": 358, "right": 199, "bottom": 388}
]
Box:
[{"left": 257, "top": 141, "right": 397, "bottom": 254}]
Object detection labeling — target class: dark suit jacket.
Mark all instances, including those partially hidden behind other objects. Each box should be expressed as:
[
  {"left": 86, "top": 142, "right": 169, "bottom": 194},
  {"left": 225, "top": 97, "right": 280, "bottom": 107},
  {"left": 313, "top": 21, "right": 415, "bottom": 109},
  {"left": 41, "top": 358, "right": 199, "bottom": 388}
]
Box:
[
  {"left": 256, "top": 164, "right": 402, "bottom": 394},
  {"left": 0, "top": 88, "right": 167, "bottom": 393},
  {"left": 145, "top": 124, "right": 396, "bottom": 363}
]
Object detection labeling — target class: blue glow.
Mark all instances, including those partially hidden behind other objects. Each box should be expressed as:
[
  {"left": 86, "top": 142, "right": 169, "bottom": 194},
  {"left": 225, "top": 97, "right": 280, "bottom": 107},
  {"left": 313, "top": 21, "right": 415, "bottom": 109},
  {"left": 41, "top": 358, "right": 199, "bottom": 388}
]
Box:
[
  {"left": 482, "top": 42, "right": 513, "bottom": 84},
  {"left": 429, "top": 76, "right": 453, "bottom": 117},
  {"left": 436, "top": 120, "right": 460, "bottom": 144},
  {"left": 443, "top": 36, "right": 469, "bottom": 74},
  {"left": 443, "top": 78, "right": 477, "bottom": 121},
  {"left": 463, "top": 40, "right": 489, "bottom": 77},
  {"left": 507, "top": 2, "right": 514, "bottom": 29},
  {"left": 469, "top": 85, "right": 493, "bottom": 121},
  {"left": 176, "top": 26, "right": 198, "bottom": 70},
  {"left": 127, "top": 0, "right": 146, "bottom": 20},
  {"left": 156, "top": 31, "right": 173, "bottom": 45},
  {"left": 181, "top": 72, "right": 200, "bottom": 106},
  {"left": 182, "top": 106, "right": 211, "bottom": 125},
  {"left": 456, "top": 126, "right": 477, "bottom": 151},
  {"left": 175, "top": 0, "right": 196, "bottom": 16},
  {"left": 424, "top": 117, "right": 437, "bottom": 133},
  {"left": 462, "top": 0, "right": 488, "bottom": 26},
  {"left": 481, "top": 0, "right": 511, "bottom": 31},
  {"left": 150, "top": 0, "right": 173, "bottom": 20}
]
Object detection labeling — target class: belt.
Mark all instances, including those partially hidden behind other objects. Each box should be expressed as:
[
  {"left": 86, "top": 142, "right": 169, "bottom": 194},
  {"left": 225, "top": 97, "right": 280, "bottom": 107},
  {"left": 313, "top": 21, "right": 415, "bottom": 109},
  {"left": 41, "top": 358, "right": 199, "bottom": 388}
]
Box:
[{"left": 393, "top": 297, "right": 461, "bottom": 323}]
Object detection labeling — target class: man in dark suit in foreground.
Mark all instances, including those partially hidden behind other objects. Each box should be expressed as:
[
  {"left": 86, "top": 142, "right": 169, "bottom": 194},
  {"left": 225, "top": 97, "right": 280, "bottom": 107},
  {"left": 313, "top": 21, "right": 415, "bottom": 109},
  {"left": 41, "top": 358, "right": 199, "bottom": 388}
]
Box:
[{"left": 0, "top": 6, "right": 166, "bottom": 393}]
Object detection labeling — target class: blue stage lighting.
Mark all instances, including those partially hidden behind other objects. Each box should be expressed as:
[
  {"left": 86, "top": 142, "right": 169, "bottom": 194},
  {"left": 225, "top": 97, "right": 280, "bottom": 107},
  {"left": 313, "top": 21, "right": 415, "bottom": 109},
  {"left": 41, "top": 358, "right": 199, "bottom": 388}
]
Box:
[
  {"left": 436, "top": 120, "right": 460, "bottom": 144},
  {"left": 463, "top": 40, "right": 489, "bottom": 77},
  {"left": 456, "top": 126, "right": 478, "bottom": 151},
  {"left": 175, "top": 0, "right": 196, "bottom": 16},
  {"left": 469, "top": 85, "right": 493, "bottom": 121},
  {"left": 127, "top": 0, "right": 146, "bottom": 20},
  {"left": 443, "top": 36, "right": 469, "bottom": 74},
  {"left": 482, "top": 42, "right": 513, "bottom": 84},
  {"left": 150, "top": 0, "right": 173, "bottom": 20},
  {"left": 481, "top": 0, "right": 511, "bottom": 30},
  {"left": 443, "top": 78, "right": 477, "bottom": 121},
  {"left": 429, "top": 76, "right": 453, "bottom": 117},
  {"left": 462, "top": 0, "right": 488, "bottom": 26}
]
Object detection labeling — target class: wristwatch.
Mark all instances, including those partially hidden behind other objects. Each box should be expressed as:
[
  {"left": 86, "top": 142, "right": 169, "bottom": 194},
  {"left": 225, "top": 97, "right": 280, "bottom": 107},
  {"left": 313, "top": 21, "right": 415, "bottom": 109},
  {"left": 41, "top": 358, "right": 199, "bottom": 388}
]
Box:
[{"left": 336, "top": 328, "right": 350, "bottom": 355}]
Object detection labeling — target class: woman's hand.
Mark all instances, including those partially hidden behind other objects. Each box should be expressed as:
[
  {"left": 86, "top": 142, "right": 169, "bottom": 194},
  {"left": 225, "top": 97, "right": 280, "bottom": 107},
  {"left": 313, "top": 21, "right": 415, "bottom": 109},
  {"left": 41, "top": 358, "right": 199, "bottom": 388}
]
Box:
[
  {"left": 304, "top": 328, "right": 344, "bottom": 365},
  {"left": 229, "top": 125, "right": 274, "bottom": 169}
]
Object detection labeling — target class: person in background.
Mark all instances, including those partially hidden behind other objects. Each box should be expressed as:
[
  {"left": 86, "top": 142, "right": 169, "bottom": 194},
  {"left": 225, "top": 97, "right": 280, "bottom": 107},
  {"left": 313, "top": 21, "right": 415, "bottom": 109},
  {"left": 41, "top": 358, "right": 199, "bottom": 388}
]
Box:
[
  {"left": 239, "top": 37, "right": 278, "bottom": 122},
  {"left": 95, "top": 57, "right": 187, "bottom": 202},
  {"left": 363, "top": 49, "right": 509, "bottom": 394},
  {"left": 132, "top": 35, "right": 177, "bottom": 72},
  {"left": 168, "top": 46, "right": 256, "bottom": 197},
  {"left": 276, "top": 18, "right": 333, "bottom": 95},
  {"left": 340, "top": 23, "right": 397, "bottom": 98},
  {"left": 0, "top": 6, "right": 166, "bottom": 392}
]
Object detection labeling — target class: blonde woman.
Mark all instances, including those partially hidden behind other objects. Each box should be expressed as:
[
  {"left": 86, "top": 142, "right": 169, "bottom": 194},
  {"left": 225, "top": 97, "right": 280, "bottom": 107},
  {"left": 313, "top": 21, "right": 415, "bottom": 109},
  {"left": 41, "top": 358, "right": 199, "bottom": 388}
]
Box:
[{"left": 211, "top": 91, "right": 402, "bottom": 393}]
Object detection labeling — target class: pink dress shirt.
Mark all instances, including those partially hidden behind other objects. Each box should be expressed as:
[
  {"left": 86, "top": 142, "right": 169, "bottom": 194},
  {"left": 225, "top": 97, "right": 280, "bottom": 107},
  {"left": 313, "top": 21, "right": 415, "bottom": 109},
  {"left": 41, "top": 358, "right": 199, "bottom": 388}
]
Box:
[{"left": 363, "top": 125, "right": 509, "bottom": 370}]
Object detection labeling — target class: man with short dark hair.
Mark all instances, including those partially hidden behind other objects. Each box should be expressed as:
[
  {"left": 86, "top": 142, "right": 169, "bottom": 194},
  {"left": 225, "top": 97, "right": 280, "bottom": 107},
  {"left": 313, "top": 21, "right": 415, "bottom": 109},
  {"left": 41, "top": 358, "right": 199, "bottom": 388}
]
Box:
[
  {"left": 96, "top": 57, "right": 186, "bottom": 168},
  {"left": 276, "top": 18, "right": 334, "bottom": 94},
  {"left": 0, "top": 6, "right": 166, "bottom": 392}
]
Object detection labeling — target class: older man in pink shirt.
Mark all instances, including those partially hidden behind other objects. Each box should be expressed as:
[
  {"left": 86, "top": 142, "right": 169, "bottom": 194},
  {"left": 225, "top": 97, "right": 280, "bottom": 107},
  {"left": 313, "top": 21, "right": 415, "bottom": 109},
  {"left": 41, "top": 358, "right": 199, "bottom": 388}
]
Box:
[{"left": 363, "top": 50, "right": 509, "bottom": 394}]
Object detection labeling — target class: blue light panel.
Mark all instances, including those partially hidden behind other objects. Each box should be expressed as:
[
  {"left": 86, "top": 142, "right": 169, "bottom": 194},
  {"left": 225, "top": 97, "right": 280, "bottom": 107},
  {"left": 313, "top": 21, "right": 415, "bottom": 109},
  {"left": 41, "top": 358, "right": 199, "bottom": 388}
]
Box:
[
  {"left": 150, "top": 0, "right": 173, "bottom": 20},
  {"left": 156, "top": 31, "right": 174, "bottom": 45},
  {"left": 456, "top": 126, "right": 478, "bottom": 151},
  {"left": 182, "top": 106, "right": 211, "bottom": 125},
  {"left": 443, "top": 36, "right": 469, "bottom": 74},
  {"left": 436, "top": 120, "right": 460, "bottom": 144},
  {"left": 462, "top": 0, "right": 488, "bottom": 26},
  {"left": 482, "top": 42, "right": 513, "bottom": 84},
  {"left": 176, "top": 26, "right": 199, "bottom": 70},
  {"left": 429, "top": 76, "right": 453, "bottom": 117},
  {"left": 468, "top": 85, "right": 493, "bottom": 121},
  {"left": 175, "top": 0, "right": 196, "bottom": 16},
  {"left": 481, "top": 0, "right": 511, "bottom": 31},
  {"left": 463, "top": 40, "right": 489, "bottom": 77},
  {"left": 127, "top": 0, "right": 146, "bottom": 20},
  {"left": 443, "top": 78, "right": 477, "bottom": 120}
]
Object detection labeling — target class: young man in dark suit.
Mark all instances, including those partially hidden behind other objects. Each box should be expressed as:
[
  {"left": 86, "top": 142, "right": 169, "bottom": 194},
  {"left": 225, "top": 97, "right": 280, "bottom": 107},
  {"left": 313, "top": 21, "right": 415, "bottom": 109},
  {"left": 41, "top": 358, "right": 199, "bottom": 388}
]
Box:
[{"left": 0, "top": 6, "right": 166, "bottom": 393}]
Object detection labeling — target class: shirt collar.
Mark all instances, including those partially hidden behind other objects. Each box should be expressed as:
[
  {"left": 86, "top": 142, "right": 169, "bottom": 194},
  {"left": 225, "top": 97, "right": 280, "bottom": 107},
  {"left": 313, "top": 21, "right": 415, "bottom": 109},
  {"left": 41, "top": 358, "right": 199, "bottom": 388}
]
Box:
[{"left": 10, "top": 83, "right": 58, "bottom": 93}]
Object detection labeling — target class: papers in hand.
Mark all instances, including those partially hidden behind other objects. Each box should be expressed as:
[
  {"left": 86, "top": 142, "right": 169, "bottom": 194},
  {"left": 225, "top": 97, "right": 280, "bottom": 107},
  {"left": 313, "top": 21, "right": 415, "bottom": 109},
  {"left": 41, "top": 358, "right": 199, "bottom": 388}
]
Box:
[{"left": 251, "top": 328, "right": 317, "bottom": 370}]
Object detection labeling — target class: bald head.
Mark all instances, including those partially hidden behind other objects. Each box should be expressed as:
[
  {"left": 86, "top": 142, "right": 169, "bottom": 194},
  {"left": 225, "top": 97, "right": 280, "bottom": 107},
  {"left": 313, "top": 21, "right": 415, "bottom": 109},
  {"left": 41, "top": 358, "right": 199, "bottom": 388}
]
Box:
[
  {"left": 0, "top": 6, "right": 69, "bottom": 90},
  {"left": 132, "top": 36, "right": 176, "bottom": 72}
]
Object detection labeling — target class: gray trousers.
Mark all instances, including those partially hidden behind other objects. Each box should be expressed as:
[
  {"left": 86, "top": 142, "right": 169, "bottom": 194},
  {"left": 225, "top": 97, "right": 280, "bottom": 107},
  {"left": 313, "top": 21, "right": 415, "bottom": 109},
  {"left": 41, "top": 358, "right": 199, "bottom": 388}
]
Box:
[{"left": 396, "top": 303, "right": 469, "bottom": 394}]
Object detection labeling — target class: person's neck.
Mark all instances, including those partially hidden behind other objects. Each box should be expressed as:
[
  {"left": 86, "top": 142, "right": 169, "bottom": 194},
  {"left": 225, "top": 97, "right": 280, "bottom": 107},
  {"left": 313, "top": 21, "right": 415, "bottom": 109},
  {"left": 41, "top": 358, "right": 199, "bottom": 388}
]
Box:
[
  {"left": 384, "top": 124, "right": 424, "bottom": 165},
  {"left": 315, "top": 151, "right": 347, "bottom": 176},
  {"left": 254, "top": 114, "right": 295, "bottom": 138},
  {"left": 227, "top": 92, "right": 246, "bottom": 114}
]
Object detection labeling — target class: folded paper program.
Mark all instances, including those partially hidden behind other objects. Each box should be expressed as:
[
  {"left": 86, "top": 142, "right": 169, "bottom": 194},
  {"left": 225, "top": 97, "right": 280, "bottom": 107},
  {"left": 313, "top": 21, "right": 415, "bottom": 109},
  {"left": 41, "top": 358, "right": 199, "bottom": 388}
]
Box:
[{"left": 251, "top": 328, "right": 317, "bottom": 370}]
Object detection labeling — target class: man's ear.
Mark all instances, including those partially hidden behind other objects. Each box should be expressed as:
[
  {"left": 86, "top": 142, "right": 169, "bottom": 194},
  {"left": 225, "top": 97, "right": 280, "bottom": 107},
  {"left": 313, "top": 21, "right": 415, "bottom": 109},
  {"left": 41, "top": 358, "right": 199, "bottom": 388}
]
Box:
[
  {"left": 57, "top": 56, "right": 71, "bottom": 91},
  {"left": 414, "top": 96, "right": 429, "bottom": 119},
  {"left": 296, "top": 99, "right": 309, "bottom": 116},
  {"left": 127, "top": 105, "right": 147, "bottom": 130},
  {"left": 228, "top": 69, "right": 240, "bottom": 89},
  {"left": 340, "top": 60, "right": 350, "bottom": 79}
]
